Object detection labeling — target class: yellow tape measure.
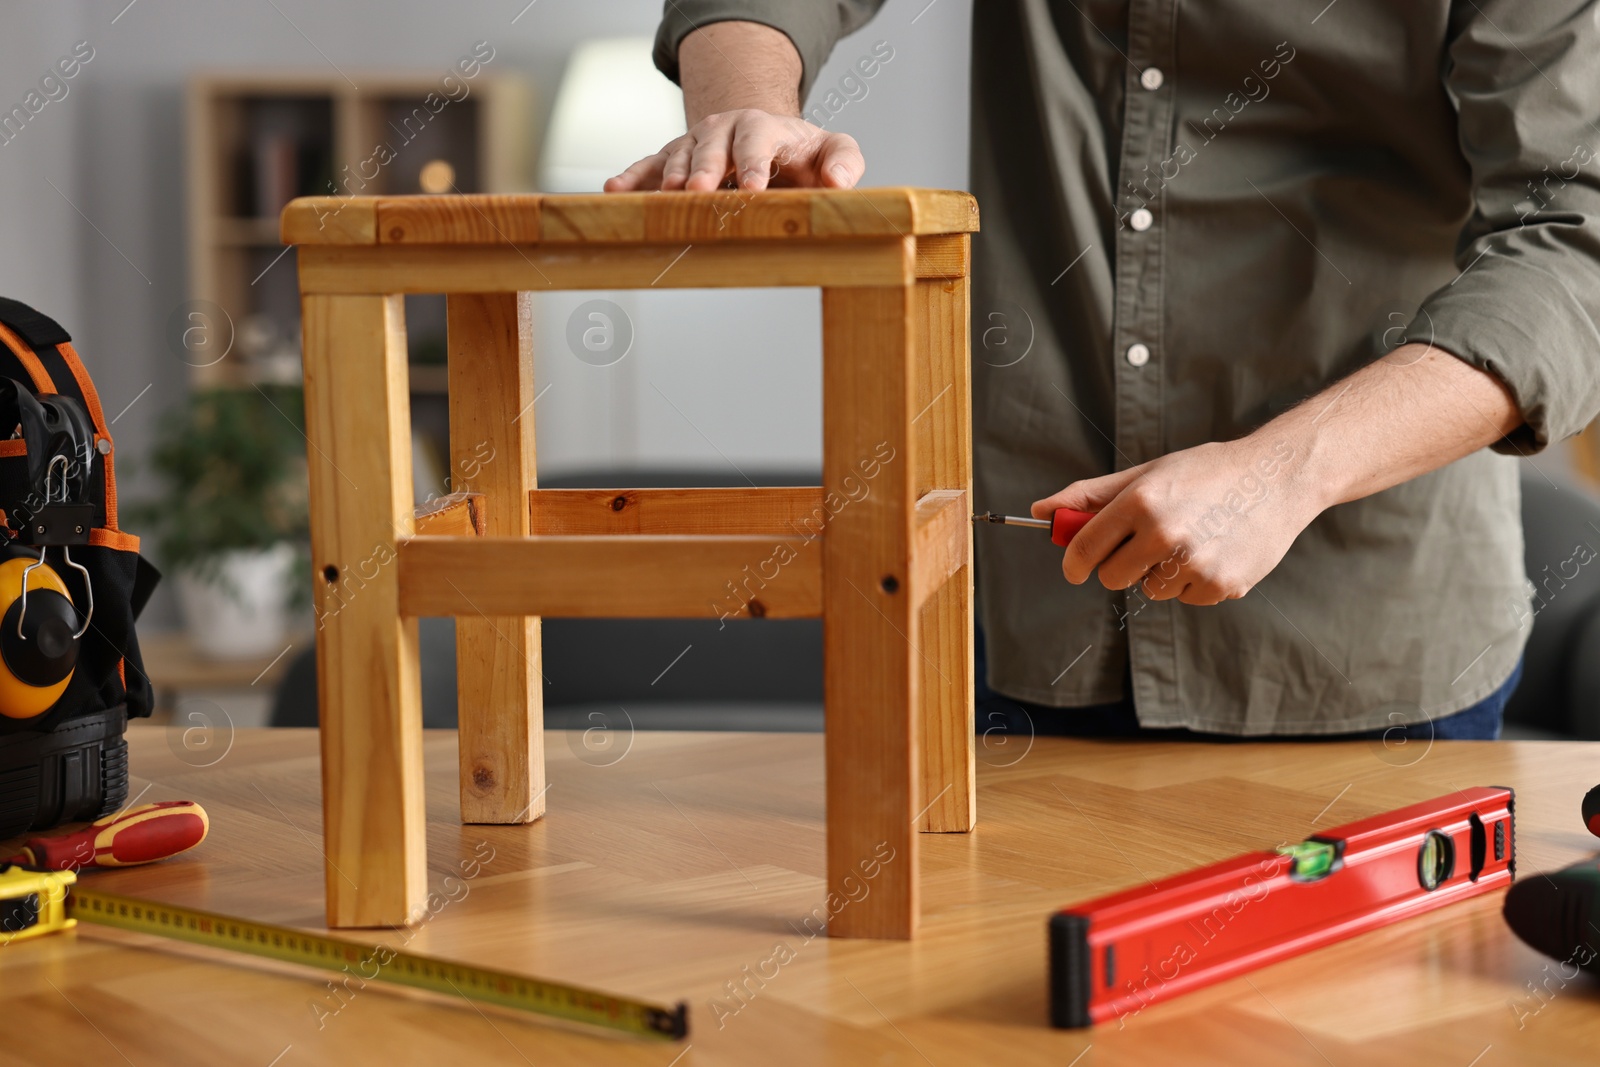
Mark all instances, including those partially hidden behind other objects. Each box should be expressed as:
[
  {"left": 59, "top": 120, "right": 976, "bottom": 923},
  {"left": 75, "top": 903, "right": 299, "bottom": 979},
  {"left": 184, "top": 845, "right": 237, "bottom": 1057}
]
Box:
[{"left": 1, "top": 867, "right": 687, "bottom": 1040}]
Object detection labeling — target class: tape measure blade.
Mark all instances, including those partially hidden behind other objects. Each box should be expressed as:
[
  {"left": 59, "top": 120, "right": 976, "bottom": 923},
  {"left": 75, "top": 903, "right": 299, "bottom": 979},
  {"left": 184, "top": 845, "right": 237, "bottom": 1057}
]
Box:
[
  {"left": 375, "top": 940, "right": 672, "bottom": 1036},
  {"left": 65, "top": 888, "right": 686, "bottom": 1040}
]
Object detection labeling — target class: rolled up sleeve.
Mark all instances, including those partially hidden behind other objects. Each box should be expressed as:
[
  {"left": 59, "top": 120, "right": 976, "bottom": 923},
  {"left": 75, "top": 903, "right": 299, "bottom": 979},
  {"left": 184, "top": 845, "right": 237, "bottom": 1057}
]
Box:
[
  {"left": 654, "top": 1, "right": 887, "bottom": 103},
  {"left": 1401, "top": 0, "right": 1600, "bottom": 454}
]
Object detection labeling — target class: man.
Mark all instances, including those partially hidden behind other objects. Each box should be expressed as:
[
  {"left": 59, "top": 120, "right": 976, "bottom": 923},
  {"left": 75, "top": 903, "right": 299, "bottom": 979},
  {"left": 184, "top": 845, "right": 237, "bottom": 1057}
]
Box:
[{"left": 609, "top": 2, "right": 1600, "bottom": 738}]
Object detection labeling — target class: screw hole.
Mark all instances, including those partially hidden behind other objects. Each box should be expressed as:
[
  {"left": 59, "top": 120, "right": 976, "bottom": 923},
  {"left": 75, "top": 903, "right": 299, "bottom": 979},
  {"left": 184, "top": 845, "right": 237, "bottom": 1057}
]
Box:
[
  {"left": 322, "top": 565, "right": 339, "bottom": 583},
  {"left": 880, "top": 575, "right": 900, "bottom": 594}
]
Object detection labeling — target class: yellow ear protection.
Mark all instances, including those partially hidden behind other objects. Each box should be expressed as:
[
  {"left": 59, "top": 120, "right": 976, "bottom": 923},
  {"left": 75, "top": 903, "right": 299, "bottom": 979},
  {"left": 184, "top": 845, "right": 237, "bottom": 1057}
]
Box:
[
  {"left": 0, "top": 548, "right": 80, "bottom": 719},
  {"left": 0, "top": 380, "right": 98, "bottom": 722}
]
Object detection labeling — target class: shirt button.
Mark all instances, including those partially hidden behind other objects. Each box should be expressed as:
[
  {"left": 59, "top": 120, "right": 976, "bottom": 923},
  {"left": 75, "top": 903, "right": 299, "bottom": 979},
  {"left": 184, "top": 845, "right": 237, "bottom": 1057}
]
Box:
[
  {"left": 1140, "top": 67, "right": 1164, "bottom": 91},
  {"left": 1129, "top": 208, "right": 1153, "bottom": 231},
  {"left": 1126, "top": 343, "right": 1150, "bottom": 367}
]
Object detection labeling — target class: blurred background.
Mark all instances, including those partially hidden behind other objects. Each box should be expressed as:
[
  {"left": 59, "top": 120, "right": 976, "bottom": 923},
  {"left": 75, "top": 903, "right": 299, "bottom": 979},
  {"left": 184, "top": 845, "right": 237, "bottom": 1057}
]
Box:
[{"left": 1, "top": 0, "right": 1596, "bottom": 744}]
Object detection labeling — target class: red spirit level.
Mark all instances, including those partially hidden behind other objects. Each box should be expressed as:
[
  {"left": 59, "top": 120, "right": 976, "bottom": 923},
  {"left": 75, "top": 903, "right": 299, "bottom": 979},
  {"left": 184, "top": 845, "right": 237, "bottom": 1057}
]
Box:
[{"left": 1049, "top": 786, "right": 1515, "bottom": 1028}]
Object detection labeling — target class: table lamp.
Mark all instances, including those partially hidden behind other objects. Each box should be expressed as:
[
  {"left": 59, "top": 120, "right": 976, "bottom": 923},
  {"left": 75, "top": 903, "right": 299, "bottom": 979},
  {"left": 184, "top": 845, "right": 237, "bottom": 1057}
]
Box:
[{"left": 539, "top": 37, "right": 686, "bottom": 192}]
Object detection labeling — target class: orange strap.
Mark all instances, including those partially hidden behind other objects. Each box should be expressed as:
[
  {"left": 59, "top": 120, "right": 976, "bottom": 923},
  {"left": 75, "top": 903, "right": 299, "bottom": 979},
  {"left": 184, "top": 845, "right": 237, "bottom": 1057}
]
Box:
[
  {"left": 88, "top": 527, "right": 139, "bottom": 552},
  {"left": 56, "top": 342, "right": 117, "bottom": 529},
  {"left": 102, "top": 450, "right": 119, "bottom": 530},
  {"left": 55, "top": 342, "right": 108, "bottom": 436}
]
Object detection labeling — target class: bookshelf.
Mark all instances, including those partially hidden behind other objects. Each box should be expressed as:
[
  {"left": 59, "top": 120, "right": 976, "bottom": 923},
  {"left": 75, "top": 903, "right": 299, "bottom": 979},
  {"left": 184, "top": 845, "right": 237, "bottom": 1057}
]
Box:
[
  {"left": 185, "top": 72, "right": 533, "bottom": 386},
  {"left": 184, "top": 70, "right": 534, "bottom": 494}
]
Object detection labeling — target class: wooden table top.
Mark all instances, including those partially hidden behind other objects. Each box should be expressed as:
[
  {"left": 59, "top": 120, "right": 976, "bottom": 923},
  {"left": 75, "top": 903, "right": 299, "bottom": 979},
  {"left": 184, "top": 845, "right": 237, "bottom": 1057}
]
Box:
[
  {"left": 280, "top": 187, "right": 980, "bottom": 247},
  {"left": 6, "top": 728, "right": 1597, "bottom": 1066}
]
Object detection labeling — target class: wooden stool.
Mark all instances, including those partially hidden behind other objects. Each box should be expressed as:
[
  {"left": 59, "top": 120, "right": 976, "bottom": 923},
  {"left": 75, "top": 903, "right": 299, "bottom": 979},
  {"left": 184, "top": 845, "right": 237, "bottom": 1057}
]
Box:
[{"left": 280, "top": 188, "right": 979, "bottom": 938}]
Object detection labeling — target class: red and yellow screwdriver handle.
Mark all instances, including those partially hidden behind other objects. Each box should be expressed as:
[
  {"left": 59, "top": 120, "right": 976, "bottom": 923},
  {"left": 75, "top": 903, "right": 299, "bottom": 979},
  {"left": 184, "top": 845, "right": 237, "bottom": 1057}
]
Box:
[{"left": 5, "top": 800, "right": 209, "bottom": 871}]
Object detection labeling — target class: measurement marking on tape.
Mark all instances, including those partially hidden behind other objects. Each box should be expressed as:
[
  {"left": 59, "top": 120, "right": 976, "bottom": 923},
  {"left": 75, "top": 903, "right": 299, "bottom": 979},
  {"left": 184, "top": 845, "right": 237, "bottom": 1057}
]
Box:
[{"left": 65, "top": 889, "right": 687, "bottom": 1040}]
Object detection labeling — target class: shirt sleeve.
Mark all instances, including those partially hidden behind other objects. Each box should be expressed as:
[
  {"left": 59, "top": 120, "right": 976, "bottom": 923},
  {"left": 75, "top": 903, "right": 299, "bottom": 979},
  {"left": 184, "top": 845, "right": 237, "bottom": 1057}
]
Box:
[
  {"left": 654, "top": 1, "right": 888, "bottom": 104},
  {"left": 1400, "top": 0, "right": 1600, "bottom": 455}
]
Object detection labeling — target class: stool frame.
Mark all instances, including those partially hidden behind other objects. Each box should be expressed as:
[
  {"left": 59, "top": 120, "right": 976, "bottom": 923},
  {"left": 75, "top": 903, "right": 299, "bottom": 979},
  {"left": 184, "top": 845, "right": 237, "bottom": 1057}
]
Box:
[{"left": 282, "top": 188, "right": 978, "bottom": 938}]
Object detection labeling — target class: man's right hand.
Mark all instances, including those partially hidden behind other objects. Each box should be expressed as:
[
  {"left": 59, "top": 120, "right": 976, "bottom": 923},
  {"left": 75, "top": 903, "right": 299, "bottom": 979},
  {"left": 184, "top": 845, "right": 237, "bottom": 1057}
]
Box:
[
  {"left": 603, "top": 21, "right": 866, "bottom": 193},
  {"left": 604, "top": 110, "right": 865, "bottom": 192}
]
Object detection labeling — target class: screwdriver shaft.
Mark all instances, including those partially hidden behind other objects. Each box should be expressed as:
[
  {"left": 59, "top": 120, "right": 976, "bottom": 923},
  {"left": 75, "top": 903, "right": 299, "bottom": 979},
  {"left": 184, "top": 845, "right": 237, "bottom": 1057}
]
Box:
[
  {"left": 974, "top": 512, "right": 1052, "bottom": 530},
  {"left": 975, "top": 508, "right": 1096, "bottom": 548}
]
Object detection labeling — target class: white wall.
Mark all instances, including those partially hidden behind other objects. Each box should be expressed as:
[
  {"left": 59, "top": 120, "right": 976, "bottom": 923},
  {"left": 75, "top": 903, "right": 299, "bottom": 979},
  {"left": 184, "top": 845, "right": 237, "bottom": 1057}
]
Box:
[{"left": 0, "top": 6, "right": 89, "bottom": 339}]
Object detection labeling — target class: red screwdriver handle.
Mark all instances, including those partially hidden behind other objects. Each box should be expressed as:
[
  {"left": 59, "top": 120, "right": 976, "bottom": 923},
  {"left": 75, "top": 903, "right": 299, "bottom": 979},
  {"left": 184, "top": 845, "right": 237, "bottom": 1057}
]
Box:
[
  {"left": 7, "top": 800, "right": 209, "bottom": 871},
  {"left": 1051, "top": 508, "right": 1096, "bottom": 547}
]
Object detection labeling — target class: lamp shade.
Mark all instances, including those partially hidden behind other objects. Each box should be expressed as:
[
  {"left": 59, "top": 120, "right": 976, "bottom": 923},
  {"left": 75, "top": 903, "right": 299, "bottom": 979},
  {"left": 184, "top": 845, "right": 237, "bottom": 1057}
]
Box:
[{"left": 539, "top": 38, "right": 686, "bottom": 193}]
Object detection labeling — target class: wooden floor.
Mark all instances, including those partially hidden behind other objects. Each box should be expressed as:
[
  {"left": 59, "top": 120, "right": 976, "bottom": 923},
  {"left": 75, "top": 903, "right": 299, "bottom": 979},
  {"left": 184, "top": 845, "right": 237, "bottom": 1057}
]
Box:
[{"left": 4, "top": 727, "right": 1598, "bottom": 1066}]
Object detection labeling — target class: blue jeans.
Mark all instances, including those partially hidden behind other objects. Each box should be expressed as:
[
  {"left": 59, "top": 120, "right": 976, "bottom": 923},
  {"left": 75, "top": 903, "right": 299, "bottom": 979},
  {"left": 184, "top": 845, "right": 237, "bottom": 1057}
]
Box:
[{"left": 974, "top": 626, "right": 1520, "bottom": 741}]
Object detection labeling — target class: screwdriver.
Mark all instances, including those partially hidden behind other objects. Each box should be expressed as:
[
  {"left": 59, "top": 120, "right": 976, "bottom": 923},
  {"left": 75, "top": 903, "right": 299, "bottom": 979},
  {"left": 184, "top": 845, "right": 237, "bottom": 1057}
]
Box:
[
  {"left": 4, "top": 800, "right": 209, "bottom": 871},
  {"left": 975, "top": 508, "right": 1096, "bottom": 547}
]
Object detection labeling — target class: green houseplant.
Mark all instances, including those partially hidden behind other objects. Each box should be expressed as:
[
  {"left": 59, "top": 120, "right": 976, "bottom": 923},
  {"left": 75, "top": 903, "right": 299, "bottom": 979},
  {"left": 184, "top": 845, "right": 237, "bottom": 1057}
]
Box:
[{"left": 130, "top": 384, "right": 310, "bottom": 659}]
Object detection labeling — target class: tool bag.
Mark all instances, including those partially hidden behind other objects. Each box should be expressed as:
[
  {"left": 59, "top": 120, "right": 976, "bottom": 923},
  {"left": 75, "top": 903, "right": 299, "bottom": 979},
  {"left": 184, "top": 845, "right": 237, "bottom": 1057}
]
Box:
[{"left": 0, "top": 297, "right": 159, "bottom": 839}]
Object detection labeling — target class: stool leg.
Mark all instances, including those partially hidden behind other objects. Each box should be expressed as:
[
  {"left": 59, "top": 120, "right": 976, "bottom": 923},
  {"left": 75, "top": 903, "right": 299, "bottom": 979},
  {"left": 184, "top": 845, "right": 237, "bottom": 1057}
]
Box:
[
  {"left": 912, "top": 272, "right": 976, "bottom": 833},
  {"left": 302, "top": 294, "right": 426, "bottom": 928},
  {"left": 822, "top": 286, "right": 919, "bottom": 939},
  {"left": 447, "top": 293, "right": 545, "bottom": 825}
]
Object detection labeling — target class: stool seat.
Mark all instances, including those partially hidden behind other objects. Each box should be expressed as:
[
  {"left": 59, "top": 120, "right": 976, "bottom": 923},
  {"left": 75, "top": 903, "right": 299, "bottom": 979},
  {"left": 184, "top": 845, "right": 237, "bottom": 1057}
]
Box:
[
  {"left": 281, "top": 187, "right": 978, "bottom": 245},
  {"left": 284, "top": 187, "right": 979, "bottom": 939}
]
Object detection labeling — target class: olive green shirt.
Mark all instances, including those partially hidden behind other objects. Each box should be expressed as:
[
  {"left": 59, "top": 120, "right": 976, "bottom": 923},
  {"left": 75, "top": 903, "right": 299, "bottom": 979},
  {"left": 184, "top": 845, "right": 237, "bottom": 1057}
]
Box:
[{"left": 655, "top": 1, "right": 1600, "bottom": 733}]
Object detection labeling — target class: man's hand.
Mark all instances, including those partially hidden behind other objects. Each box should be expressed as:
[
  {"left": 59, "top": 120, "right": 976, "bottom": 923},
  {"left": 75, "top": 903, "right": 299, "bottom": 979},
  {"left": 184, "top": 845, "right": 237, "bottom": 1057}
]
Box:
[
  {"left": 1031, "top": 439, "right": 1314, "bottom": 606},
  {"left": 1029, "top": 342, "right": 1523, "bottom": 606},
  {"left": 605, "top": 110, "right": 865, "bottom": 192},
  {"left": 606, "top": 20, "right": 865, "bottom": 193}
]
